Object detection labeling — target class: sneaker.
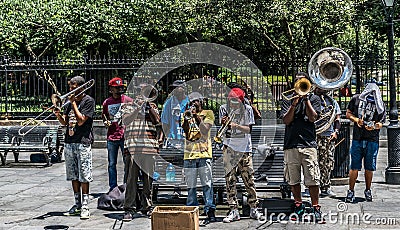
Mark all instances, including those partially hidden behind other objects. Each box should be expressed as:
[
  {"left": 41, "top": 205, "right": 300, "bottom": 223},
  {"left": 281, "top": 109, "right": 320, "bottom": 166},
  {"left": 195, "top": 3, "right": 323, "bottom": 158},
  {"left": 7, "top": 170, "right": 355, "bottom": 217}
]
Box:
[
  {"left": 123, "top": 210, "right": 141, "bottom": 221},
  {"left": 80, "top": 206, "right": 90, "bottom": 220},
  {"left": 312, "top": 205, "right": 325, "bottom": 224},
  {"left": 249, "top": 208, "right": 262, "bottom": 220},
  {"left": 320, "top": 189, "right": 336, "bottom": 198},
  {"left": 291, "top": 202, "right": 305, "bottom": 221},
  {"left": 364, "top": 189, "right": 373, "bottom": 202},
  {"left": 63, "top": 204, "right": 81, "bottom": 216},
  {"left": 345, "top": 190, "right": 355, "bottom": 203},
  {"left": 223, "top": 209, "right": 240, "bottom": 223}
]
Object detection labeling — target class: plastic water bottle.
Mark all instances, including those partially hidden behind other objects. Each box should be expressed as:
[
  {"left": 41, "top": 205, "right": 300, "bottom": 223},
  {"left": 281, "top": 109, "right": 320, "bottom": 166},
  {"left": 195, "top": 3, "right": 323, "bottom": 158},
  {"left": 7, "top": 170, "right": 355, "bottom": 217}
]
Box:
[
  {"left": 165, "top": 163, "right": 176, "bottom": 182},
  {"left": 153, "top": 171, "right": 160, "bottom": 181}
]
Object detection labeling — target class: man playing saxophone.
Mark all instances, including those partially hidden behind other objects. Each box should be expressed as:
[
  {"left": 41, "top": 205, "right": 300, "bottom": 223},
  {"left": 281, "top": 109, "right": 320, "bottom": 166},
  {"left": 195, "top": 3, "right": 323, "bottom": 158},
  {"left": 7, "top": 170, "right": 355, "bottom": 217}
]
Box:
[{"left": 219, "top": 87, "right": 261, "bottom": 223}]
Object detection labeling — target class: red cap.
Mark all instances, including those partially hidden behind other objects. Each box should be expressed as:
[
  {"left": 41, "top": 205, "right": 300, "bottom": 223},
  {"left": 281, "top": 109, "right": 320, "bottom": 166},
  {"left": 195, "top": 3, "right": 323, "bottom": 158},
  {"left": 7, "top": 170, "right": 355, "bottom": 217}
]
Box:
[
  {"left": 228, "top": 88, "right": 245, "bottom": 102},
  {"left": 109, "top": 77, "right": 124, "bottom": 87}
]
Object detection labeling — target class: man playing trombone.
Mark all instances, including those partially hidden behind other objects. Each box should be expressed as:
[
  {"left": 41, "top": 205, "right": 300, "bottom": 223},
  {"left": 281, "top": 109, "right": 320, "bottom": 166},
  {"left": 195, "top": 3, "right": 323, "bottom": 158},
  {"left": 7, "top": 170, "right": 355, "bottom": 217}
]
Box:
[
  {"left": 281, "top": 72, "right": 323, "bottom": 222},
  {"left": 314, "top": 87, "right": 341, "bottom": 198},
  {"left": 53, "top": 76, "right": 95, "bottom": 220}
]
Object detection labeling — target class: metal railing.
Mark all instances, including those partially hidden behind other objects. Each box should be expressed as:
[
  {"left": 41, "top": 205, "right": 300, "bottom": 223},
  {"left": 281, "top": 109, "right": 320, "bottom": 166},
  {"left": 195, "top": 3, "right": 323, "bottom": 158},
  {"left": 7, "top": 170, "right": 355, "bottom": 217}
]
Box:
[{"left": 0, "top": 55, "right": 399, "bottom": 120}]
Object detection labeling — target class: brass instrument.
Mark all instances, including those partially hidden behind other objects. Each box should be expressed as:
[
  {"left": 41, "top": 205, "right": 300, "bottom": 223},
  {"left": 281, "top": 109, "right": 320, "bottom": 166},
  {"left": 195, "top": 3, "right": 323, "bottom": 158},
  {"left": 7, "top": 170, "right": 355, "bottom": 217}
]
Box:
[
  {"left": 315, "top": 94, "right": 337, "bottom": 134},
  {"left": 18, "top": 79, "right": 95, "bottom": 136},
  {"left": 120, "top": 84, "right": 158, "bottom": 126},
  {"left": 183, "top": 105, "right": 196, "bottom": 120},
  {"left": 308, "top": 47, "right": 352, "bottom": 134},
  {"left": 281, "top": 78, "right": 313, "bottom": 101},
  {"left": 182, "top": 105, "right": 201, "bottom": 141},
  {"left": 214, "top": 111, "right": 235, "bottom": 144}
]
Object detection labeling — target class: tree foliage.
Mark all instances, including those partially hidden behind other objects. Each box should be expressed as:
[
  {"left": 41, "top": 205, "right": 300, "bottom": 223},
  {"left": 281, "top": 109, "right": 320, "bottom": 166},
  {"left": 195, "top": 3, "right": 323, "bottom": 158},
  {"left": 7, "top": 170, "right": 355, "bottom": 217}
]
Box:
[{"left": 0, "top": 0, "right": 398, "bottom": 62}]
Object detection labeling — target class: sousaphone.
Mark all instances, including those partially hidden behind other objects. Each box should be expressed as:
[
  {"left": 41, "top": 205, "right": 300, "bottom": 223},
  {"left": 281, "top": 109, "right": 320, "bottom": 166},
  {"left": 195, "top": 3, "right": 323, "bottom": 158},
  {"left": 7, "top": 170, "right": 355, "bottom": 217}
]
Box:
[{"left": 308, "top": 47, "right": 352, "bottom": 134}]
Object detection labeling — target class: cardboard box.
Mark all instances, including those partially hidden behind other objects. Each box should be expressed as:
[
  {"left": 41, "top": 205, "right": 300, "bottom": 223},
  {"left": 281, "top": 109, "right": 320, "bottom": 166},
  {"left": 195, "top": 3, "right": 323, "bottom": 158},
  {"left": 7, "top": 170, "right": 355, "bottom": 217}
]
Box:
[{"left": 151, "top": 206, "right": 199, "bottom": 230}]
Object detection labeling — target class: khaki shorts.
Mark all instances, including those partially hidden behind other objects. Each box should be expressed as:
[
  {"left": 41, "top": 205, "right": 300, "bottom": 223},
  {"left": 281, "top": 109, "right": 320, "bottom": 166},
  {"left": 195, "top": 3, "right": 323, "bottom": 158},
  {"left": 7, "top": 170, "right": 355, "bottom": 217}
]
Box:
[{"left": 284, "top": 148, "right": 320, "bottom": 187}]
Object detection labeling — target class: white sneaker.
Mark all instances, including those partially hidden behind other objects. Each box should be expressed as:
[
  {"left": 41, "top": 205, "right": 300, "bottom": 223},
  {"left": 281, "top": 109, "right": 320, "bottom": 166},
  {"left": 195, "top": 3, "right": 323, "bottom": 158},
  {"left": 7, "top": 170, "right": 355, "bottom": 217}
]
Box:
[
  {"left": 223, "top": 209, "right": 240, "bottom": 223},
  {"left": 80, "top": 206, "right": 90, "bottom": 219},
  {"left": 250, "top": 208, "right": 262, "bottom": 220}
]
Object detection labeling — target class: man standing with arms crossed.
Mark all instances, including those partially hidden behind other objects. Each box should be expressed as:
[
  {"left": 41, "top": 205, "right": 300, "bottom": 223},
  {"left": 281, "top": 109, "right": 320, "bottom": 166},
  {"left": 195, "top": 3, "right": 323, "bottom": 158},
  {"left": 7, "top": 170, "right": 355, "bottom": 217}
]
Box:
[{"left": 54, "top": 76, "right": 95, "bottom": 219}]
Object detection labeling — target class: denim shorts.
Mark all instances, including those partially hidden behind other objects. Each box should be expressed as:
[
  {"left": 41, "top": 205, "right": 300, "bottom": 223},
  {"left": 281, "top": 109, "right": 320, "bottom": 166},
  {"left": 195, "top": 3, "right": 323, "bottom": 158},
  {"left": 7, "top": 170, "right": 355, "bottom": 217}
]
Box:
[{"left": 350, "top": 140, "right": 379, "bottom": 171}]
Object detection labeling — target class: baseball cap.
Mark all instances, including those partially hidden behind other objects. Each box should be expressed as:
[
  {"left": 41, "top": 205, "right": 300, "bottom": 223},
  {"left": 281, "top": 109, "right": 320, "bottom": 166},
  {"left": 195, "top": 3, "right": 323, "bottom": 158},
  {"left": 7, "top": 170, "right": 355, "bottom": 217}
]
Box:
[
  {"left": 171, "top": 80, "right": 186, "bottom": 87},
  {"left": 188, "top": 92, "right": 204, "bottom": 102},
  {"left": 228, "top": 88, "right": 245, "bottom": 103},
  {"left": 109, "top": 77, "right": 124, "bottom": 87}
]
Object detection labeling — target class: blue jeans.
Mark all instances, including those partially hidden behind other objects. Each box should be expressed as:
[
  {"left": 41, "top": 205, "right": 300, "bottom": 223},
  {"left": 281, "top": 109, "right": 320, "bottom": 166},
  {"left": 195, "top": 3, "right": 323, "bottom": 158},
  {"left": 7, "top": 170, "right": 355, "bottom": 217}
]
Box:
[
  {"left": 183, "top": 158, "right": 216, "bottom": 214},
  {"left": 350, "top": 140, "right": 379, "bottom": 171},
  {"left": 107, "top": 139, "right": 125, "bottom": 190}
]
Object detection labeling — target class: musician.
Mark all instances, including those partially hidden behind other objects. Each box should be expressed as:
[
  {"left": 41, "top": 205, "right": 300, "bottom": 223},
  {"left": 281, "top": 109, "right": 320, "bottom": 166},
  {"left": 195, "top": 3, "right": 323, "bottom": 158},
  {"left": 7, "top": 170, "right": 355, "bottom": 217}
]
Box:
[
  {"left": 54, "top": 76, "right": 95, "bottom": 220},
  {"left": 102, "top": 77, "right": 133, "bottom": 192},
  {"left": 161, "top": 80, "right": 189, "bottom": 149},
  {"left": 345, "top": 83, "right": 385, "bottom": 203},
  {"left": 314, "top": 87, "right": 341, "bottom": 198},
  {"left": 122, "top": 84, "right": 160, "bottom": 221},
  {"left": 281, "top": 72, "right": 323, "bottom": 222},
  {"left": 181, "top": 92, "right": 216, "bottom": 226},
  {"left": 219, "top": 87, "right": 261, "bottom": 223}
]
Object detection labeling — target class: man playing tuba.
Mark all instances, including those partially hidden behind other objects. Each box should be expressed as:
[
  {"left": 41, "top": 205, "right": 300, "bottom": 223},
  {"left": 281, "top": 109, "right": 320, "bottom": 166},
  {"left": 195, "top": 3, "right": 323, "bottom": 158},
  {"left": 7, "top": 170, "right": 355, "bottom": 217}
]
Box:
[{"left": 314, "top": 87, "right": 341, "bottom": 198}]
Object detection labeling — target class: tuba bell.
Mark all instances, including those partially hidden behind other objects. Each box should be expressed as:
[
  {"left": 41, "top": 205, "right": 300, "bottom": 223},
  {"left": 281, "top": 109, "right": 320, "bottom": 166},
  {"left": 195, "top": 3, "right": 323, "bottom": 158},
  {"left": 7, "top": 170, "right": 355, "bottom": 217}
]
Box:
[
  {"left": 308, "top": 47, "right": 352, "bottom": 90},
  {"left": 308, "top": 47, "right": 352, "bottom": 134}
]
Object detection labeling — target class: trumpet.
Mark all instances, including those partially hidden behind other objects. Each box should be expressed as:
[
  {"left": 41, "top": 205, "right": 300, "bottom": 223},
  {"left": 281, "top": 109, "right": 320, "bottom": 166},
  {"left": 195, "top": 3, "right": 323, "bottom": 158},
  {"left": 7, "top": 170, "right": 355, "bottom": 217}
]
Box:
[
  {"left": 183, "top": 105, "right": 196, "bottom": 120},
  {"left": 281, "top": 78, "right": 313, "bottom": 101},
  {"left": 18, "top": 79, "right": 95, "bottom": 136},
  {"left": 214, "top": 111, "right": 235, "bottom": 143}
]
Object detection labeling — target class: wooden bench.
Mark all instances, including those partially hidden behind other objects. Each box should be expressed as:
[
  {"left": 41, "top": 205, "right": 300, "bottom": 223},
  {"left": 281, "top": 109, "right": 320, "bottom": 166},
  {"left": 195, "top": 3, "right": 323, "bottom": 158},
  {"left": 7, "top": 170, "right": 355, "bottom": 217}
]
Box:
[
  {"left": 0, "top": 125, "right": 64, "bottom": 166},
  {"left": 152, "top": 124, "right": 287, "bottom": 206}
]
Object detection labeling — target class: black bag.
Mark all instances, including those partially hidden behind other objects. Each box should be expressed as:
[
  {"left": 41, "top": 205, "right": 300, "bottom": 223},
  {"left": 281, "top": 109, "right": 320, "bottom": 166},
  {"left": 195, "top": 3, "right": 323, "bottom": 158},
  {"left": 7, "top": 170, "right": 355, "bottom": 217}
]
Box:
[{"left": 97, "top": 184, "right": 126, "bottom": 211}]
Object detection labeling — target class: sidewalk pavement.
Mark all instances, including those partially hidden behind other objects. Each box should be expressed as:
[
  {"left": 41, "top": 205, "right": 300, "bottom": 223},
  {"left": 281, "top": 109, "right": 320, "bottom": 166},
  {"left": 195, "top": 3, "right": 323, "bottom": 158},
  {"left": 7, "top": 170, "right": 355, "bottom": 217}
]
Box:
[{"left": 0, "top": 146, "right": 399, "bottom": 230}]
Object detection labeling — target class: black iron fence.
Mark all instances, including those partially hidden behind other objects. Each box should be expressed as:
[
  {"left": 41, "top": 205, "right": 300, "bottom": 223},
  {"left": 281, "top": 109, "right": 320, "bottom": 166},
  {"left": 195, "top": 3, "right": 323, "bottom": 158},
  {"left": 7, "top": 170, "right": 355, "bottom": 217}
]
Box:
[{"left": 0, "top": 55, "right": 399, "bottom": 120}]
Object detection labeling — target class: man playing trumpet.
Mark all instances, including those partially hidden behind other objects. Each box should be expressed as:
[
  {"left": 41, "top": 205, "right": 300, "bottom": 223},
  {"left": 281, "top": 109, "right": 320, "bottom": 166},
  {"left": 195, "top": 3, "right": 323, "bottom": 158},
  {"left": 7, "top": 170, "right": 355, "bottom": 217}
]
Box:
[
  {"left": 181, "top": 92, "right": 216, "bottom": 226},
  {"left": 281, "top": 72, "right": 323, "bottom": 222}
]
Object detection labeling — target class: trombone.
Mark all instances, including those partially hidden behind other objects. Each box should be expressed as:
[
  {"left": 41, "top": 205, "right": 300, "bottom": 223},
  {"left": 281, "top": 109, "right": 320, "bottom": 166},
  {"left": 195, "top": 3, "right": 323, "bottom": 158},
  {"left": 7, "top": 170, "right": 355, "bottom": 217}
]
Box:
[
  {"left": 214, "top": 111, "right": 235, "bottom": 144},
  {"left": 18, "top": 79, "right": 95, "bottom": 136}
]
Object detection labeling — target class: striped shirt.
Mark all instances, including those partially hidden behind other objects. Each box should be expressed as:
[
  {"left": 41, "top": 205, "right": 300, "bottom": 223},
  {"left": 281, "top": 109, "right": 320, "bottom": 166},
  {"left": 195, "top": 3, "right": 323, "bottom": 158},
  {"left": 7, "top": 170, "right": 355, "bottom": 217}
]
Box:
[{"left": 124, "top": 103, "right": 159, "bottom": 154}]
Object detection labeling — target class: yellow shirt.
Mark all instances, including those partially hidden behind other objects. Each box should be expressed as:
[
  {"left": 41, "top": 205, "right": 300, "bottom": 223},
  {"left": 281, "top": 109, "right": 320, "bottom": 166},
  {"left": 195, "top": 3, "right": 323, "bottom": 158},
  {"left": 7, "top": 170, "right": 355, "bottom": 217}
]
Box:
[{"left": 184, "top": 110, "right": 215, "bottom": 160}]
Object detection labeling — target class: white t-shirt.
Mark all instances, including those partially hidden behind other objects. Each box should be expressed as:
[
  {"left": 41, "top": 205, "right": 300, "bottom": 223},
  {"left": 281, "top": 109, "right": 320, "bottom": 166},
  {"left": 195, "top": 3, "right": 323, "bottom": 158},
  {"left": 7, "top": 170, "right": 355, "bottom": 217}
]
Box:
[{"left": 219, "top": 104, "right": 255, "bottom": 152}]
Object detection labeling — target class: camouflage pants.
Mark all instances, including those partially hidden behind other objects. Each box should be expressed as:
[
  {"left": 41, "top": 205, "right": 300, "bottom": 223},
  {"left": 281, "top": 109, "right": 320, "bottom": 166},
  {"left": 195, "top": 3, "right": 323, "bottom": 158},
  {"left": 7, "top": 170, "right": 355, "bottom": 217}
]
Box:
[
  {"left": 223, "top": 146, "right": 258, "bottom": 208},
  {"left": 317, "top": 136, "right": 335, "bottom": 190}
]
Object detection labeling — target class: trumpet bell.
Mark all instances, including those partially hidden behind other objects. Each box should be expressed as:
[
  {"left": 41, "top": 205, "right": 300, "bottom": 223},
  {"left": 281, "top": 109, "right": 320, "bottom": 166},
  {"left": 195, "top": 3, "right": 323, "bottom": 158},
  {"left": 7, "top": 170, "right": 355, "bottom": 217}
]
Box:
[
  {"left": 294, "top": 78, "right": 312, "bottom": 96},
  {"left": 308, "top": 47, "right": 352, "bottom": 90}
]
